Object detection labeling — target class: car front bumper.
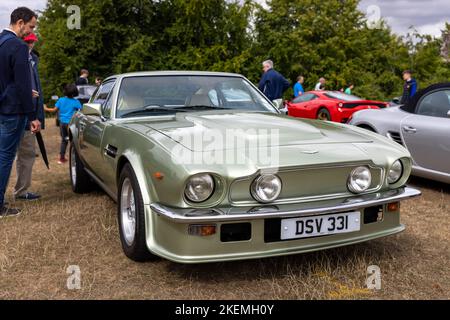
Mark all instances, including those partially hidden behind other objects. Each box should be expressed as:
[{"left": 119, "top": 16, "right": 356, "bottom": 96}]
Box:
[{"left": 146, "top": 187, "right": 421, "bottom": 263}]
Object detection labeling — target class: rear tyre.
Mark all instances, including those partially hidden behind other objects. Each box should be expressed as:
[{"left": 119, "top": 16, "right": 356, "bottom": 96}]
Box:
[
  {"left": 118, "top": 163, "right": 156, "bottom": 262},
  {"left": 70, "top": 143, "right": 94, "bottom": 193},
  {"left": 317, "top": 108, "right": 331, "bottom": 121}
]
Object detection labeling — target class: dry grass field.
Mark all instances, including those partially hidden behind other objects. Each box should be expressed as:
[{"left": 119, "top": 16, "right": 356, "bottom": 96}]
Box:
[{"left": 0, "top": 121, "right": 449, "bottom": 299}]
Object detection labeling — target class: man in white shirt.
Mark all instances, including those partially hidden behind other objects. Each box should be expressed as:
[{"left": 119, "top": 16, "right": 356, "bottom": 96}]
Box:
[{"left": 315, "top": 77, "right": 326, "bottom": 91}]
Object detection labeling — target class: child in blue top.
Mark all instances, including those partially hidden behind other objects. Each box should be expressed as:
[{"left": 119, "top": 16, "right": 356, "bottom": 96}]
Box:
[{"left": 45, "top": 84, "right": 82, "bottom": 164}]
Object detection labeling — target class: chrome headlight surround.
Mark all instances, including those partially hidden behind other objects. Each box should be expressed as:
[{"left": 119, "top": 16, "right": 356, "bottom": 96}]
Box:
[
  {"left": 387, "top": 160, "right": 403, "bottom": 184},
  {"left": 347, "top": 166, "right": 372, "bottom": 193},
  {"left": 184, "top": 173, "right": 215, "bottom": 203},
  {"left": 251, "top": 174, "right": 282, "bottom": 203}
]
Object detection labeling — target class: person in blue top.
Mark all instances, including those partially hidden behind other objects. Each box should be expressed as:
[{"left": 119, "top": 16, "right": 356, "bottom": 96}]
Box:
[
  {"left": 400, "top": 70, "right": 418, "bottom": 105},
  {"left": 45, "top": 84, "right": 81, "bottom": 164},
  {"left": 293, "top": 76, "right": 305, "bottom": 97}
]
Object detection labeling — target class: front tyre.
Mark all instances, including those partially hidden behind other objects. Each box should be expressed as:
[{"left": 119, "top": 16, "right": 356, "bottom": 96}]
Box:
[
  {"left": 118, "top": 163, "right": 155, "bottom": 262},
  {"left": 70, "top": 143, "right": 94, "bottom": 193}
]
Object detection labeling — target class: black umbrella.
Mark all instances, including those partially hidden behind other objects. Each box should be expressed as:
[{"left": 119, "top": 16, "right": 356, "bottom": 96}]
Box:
[{"left": 35, "top": 131, "right": 49, "bottom": 169}]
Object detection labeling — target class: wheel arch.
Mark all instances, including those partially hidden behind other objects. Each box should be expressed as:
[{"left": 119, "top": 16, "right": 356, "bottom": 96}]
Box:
[
  {"left": 356, "top": 123, "right": 378, "bottom": 133},
  {"left": 116, "top": 152, "right": 156, "bottom": 205},
  {"left": 68, "top": 123, "right": 76, "bottom": 142},
  {"left": 317, "top": 105, "right": 329, "bottom": 112}
]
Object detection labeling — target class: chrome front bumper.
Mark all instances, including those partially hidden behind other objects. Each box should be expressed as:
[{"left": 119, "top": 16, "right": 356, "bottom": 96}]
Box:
[{"left": 150, "top": 187, "right": 421, "bottom": 223}]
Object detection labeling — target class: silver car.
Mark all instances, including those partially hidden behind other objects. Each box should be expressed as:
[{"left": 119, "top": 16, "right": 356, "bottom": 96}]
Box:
[{"left": 349, "top": 83, "right": 450, "bottom": 184}]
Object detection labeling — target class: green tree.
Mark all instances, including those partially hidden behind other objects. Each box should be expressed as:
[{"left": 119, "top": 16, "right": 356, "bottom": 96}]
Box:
[
  {"left": 37, "top": 0, "right": 254, "bottom": 100},
  {"left": 251, "top": 0, "right": 413, "bottom": 100},
  {"left": 36, "top": 0, "right": 449, "bottom": 103}
]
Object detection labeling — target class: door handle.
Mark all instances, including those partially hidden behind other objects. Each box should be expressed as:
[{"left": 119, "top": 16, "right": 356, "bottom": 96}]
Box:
[{"left": 402, "top": 126, "right": 417, "bottom": 133}]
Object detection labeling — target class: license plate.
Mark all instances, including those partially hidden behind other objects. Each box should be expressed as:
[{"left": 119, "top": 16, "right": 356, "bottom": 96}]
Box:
[{"left": 280, "top": 211, "right": 361, "bottom": 240}]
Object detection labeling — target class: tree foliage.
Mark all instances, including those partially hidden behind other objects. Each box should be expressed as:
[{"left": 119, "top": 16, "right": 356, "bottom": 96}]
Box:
[{"left": 36, "top": 0, "right": 450, "bottom": 102}]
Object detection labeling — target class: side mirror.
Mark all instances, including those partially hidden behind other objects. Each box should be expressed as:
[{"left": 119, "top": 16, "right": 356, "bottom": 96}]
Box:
[
  {"left": 51, "top": 95, "right": 59, "bottom": 101},
  {"left": 447, "top": 110, "right": 450, "bottom": 118},
  {"left": 83, "top": 103, "right": 102, "bottom": 116},
  {"left": 272, "top": 99, "right": 283, "bottom": 109}
]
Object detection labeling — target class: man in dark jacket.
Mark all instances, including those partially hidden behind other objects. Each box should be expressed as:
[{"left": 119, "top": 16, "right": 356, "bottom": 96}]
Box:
[
  {"left": 0, "top": 7, "right": 41, "bottom": 217},
  {"left": 76, "top": 69, "right": 89, "bottom": 85},
  {"left": 258, "top": 60, "right": 290, "bottom": 103},
  {"left": 14, "top": 32, "right": 45, "bottom": 201},
  {"left": 400, "top": 70, "right": 418, "bottom": 105}
]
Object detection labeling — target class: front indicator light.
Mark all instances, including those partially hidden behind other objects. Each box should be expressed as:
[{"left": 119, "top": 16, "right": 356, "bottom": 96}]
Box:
[
  {"left": 387, "top": 202, "right": 400, "bottom": 212},
  {"left": 154, "top": 172, "right": 164, "bottom": 180},
  {"left": 188, "top": 224, "right": 217, "bottom": 236}
]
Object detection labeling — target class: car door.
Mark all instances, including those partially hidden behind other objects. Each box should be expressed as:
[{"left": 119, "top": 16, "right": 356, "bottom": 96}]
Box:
[
  {"left": 95, "top": 90, "right": 118, "bottom": 191},
  {"left": 79, "top": 80, "right": 116, "bottom": 180},
  {"left": 289, "top": 93, "right": 318, "bottom": 118},
  {"left": 401, "top": 88, "right": 450, "bottom": 173}
]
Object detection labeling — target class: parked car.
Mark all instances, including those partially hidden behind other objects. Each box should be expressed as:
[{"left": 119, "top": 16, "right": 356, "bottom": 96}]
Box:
[
  {"left": 69, "top": 71, "right": 420, "bottom": 263},
  {"left": 349, "top": 83, "right": 450, "bottom": 184},
  {"left": 75, "top": 84, "right": 97, "bottom": 104},
  {"left": 286, "top": 91, "right": 389, "bottom": 123}
]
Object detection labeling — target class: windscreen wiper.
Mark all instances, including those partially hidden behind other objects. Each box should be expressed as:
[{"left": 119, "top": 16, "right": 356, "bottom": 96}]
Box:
[
  {"left": 179, "top": 105, "right": 229, "bottom": 111},
  {"left": 120, "top": 105, "right": 187, "bottom": 118}
]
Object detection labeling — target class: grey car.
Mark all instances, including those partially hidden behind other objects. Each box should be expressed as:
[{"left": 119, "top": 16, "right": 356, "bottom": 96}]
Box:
[{"left": 349, "top": 83, "right": 450, "bottom": 184}]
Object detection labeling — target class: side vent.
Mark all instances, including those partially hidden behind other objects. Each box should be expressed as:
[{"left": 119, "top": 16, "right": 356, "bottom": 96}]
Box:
[
  {"left": 104, "top": 144, "right": 118, "bottom": 158},
  {"left": 387, "top": 131, "right": 404, "bottom": 146}
]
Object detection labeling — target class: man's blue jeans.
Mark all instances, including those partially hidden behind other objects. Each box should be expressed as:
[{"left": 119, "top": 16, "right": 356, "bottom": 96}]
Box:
[{"left": 0, "top": 114, "right": 27, "bottom": 207}]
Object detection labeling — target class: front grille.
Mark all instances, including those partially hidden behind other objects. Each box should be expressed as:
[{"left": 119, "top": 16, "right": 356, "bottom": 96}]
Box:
[
  {"left": 387, "top": 131, "right": 404, "bottom": 146},
  {"left": 230, "top": 165, "right": 383, "bottom": 206}
]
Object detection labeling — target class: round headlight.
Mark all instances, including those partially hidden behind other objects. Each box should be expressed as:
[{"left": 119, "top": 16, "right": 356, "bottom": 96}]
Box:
[
  {"left": 251, "top": 174, "right": 282, "bottom": 203},
  {"left": 184, "top": 173, "right": 215, "bottom": 203},
  {"left": 348, "top": 166, "right": 372, "bottom": 193},
  {"left": 387, "top": 160, "right": 403, "bottom": 184}
]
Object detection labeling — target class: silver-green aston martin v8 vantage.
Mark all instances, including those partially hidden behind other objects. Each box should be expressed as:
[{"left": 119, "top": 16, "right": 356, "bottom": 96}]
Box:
[{"left": 69, "top": 71, "right": 421, "bottom": 263}]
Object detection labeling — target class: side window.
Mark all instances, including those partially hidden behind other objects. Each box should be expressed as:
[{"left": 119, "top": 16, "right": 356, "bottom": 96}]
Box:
[
  {"left": 416, "top": 90, "right": 450, "bottom": 118},
  {"left": 292, "top": 93, "right": 316, "bottom": 103},
  {"left": 102, "top": 86, "right": 115, "bottom": 119},
  {"left": 93, "top": 81, "right": 115, "bottom": 105},
  {"left": 88, "top": 87, "right": 100, "bottom": 103}
]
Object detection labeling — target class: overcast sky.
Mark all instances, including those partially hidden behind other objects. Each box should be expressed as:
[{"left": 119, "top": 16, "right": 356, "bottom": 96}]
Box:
[
  {"left": 359, "top": 0, "right": 449, "bottom": 37},
  {"left": 1, "top": 0, "right": 449, "bottom": 37}
]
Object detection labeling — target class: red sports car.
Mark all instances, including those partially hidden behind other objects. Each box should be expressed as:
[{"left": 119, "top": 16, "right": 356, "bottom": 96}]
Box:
[{"left": 286, "top": 91, "right": 389, "bottom": 123}]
